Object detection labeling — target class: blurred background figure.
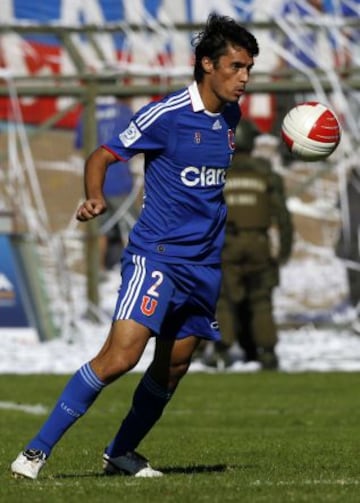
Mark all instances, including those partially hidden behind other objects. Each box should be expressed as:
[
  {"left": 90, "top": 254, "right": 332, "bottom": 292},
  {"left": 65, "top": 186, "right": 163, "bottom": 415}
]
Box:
[
  {"left": 335, "top": 167, "right": 360, "bottom": 333},
  {"left": 201, "top": 119, "right": 294, "bottom": 370},
  {"left": 75, "top": 97, "right": 138, "bottom": 274}
]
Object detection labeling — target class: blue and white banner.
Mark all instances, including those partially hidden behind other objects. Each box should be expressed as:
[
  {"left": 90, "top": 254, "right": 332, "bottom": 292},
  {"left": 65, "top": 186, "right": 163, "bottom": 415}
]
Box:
[
  {"left": 0, "top": 1, "right": 357, "bottom": 130},
  {"left": 0, "top": 0, "right": 277, "bottom": 129},
  {"left": 0, "top": 235, "right": 31, "bottom": 327}
]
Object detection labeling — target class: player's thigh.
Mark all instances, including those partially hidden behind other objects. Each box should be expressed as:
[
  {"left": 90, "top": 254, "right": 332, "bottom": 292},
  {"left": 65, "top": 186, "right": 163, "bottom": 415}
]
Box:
[
  {"left": 92, "top": 319, "right": 151, "bottom": 381},
  {"left": 114, "top": 252, "right": 175, "bottom": 334}
]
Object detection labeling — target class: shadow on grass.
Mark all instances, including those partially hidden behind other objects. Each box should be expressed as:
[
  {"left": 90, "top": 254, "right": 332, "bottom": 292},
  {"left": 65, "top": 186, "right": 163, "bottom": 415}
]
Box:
[
  {"left": 161, "top": 463, "right": 228, "bottom": 475},
  {"left": 160, "top": 463, "right": 257, "bottom": 475},
  {"left": 51, "top": 463, "right": 253, "bottom": 479}
]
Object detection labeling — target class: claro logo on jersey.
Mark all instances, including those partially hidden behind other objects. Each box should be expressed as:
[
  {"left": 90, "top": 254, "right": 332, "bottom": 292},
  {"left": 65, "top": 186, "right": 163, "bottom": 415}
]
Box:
[{"left": 180, "top": 166, "right": 226, "bottom": 187}]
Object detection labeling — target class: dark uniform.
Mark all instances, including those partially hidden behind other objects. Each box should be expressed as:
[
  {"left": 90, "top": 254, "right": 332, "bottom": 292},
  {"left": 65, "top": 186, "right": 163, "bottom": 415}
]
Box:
[
  {"left": 216, "top": 120, "right": 293, "bottom": 369},
  {"left": 335, "top": 168, "right": 360, "bottom": 312}
]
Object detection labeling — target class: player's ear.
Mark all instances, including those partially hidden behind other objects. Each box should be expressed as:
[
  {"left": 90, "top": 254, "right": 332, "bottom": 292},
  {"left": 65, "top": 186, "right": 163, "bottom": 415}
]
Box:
[{"left": 201, "top": 57, "right": 213, "bottom": 74}]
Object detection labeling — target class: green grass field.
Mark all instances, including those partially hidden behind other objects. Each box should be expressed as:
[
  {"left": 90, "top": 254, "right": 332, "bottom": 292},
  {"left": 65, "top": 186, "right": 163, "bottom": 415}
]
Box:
[{"left": 1, "top": 372, "right": 360, "bottom": 502}]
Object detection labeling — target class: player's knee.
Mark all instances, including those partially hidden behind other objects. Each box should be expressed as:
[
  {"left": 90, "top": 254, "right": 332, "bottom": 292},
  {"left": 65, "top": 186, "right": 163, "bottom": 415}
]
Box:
[
  {"left": 91, "top": 352, "right": 140, "bottom": 383},
  {"left": 168, "top": 360, "right": 191, "bottom": 388}
]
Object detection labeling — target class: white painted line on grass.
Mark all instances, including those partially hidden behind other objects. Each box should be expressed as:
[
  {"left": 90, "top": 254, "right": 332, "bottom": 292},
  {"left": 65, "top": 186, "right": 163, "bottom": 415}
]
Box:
[
  {"left": 0, "top": 401, "right": 48, "bottom": 415},
  {"left": 251, "top": 479, "right": 360, "bottom": 486}
]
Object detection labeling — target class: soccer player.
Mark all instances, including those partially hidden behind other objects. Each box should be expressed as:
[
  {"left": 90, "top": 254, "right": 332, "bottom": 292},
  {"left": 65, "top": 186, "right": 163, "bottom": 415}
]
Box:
[{"left": 11, "top": 13, "right": 259, "bottom": 479}]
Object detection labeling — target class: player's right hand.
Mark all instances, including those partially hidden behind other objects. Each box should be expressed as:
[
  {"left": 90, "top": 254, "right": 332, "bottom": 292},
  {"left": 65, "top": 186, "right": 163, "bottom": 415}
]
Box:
[{"left": 76, "top": 198, "right": 107, "bottom": 222}]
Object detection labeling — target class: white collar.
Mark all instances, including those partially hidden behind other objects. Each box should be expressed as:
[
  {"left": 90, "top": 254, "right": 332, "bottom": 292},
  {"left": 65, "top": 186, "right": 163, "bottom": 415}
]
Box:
[
  {"left": 188, "top": 81, "right": 205, "bottom": 112},
  {"left": 187, "top": 81, "right": 221, "bottom": 116}
]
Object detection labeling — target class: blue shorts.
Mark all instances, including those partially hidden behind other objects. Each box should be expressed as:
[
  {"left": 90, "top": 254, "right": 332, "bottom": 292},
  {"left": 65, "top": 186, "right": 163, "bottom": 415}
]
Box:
[{"left": 112, "top": 250, "right": 221, "bottom": 341}]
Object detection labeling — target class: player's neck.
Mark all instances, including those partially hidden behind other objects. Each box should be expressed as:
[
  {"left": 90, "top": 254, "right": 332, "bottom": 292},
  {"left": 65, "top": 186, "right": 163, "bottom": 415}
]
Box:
[{"left": 197, "top": 81, "right": 225, "bottom": 114}]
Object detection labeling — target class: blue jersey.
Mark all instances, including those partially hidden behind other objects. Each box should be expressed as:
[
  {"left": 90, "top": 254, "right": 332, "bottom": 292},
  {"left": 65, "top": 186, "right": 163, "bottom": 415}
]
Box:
[{"left": 103, "top": 82, "right": 240, "bottom": 265}]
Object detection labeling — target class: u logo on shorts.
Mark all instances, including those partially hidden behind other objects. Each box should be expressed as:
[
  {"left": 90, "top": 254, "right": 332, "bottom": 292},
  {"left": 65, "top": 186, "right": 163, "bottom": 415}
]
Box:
[{"left": 140, "top": 295, "right": 158, "bottom": 316}]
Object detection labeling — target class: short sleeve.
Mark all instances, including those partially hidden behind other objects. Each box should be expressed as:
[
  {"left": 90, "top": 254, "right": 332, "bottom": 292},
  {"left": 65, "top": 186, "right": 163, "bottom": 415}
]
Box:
[{"left": 103, "top": 101, "right": 171, "bottom": 161}]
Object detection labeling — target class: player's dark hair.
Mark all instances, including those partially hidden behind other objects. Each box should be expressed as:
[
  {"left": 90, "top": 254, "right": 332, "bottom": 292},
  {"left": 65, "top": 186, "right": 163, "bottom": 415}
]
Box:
[{"left": 192, "top": 13, "right": 259, "bottom": 82}]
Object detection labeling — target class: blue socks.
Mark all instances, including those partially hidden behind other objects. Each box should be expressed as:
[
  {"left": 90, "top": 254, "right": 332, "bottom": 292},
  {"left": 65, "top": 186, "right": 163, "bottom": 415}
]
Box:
[
  {"left": 106, "top": 371, "right": 173, "bottom": 458},
  {"left": 27, "top": 363, "right": 106, "bottom": 457},
  {"left": 26, "top": 365, "right": 173, "bottom": 459}
]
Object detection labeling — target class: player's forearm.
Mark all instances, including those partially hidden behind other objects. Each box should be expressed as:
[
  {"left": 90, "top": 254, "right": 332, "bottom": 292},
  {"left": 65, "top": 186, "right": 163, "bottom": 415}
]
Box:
[{"left": 83, "top": 147, "right": 114, "bottom": 199}]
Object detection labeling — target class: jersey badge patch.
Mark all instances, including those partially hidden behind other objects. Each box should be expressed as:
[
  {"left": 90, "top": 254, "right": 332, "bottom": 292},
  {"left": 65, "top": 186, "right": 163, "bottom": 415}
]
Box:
[{"left": 120, "top": 121, "right": 141, "bottom": 147}]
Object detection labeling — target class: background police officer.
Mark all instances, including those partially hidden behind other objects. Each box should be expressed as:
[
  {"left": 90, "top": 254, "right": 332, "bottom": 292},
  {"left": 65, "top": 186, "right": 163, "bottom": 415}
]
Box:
[{"left": 205, "top": 119, "right": 294, "bottom": 370}]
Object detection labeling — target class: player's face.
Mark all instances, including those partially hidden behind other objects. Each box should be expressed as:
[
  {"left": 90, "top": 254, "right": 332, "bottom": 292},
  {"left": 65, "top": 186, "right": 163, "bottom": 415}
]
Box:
[{"left": 200, "top": 44, "right": 254, "bottom": 112}]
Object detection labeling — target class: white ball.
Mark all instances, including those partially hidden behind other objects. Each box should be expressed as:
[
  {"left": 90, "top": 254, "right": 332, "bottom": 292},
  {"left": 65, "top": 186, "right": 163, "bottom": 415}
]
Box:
[{"left": 281, "top": 102, "right": 341, "bottom": 161}]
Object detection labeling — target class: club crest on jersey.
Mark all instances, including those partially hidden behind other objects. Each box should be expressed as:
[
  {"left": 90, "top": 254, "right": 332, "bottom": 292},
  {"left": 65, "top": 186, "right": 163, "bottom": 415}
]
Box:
[
  {"left": 140, "top": 295, "right": 158, "bottom": 316},
  {"left": 228, "top": 129, "right": 235, "bottom": 150},
  {"left": 120, "top": 121, "right": 142, "bottom": 147},
  {"left": 194, "top": 132, "right": 201, "bottom": 144}
]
